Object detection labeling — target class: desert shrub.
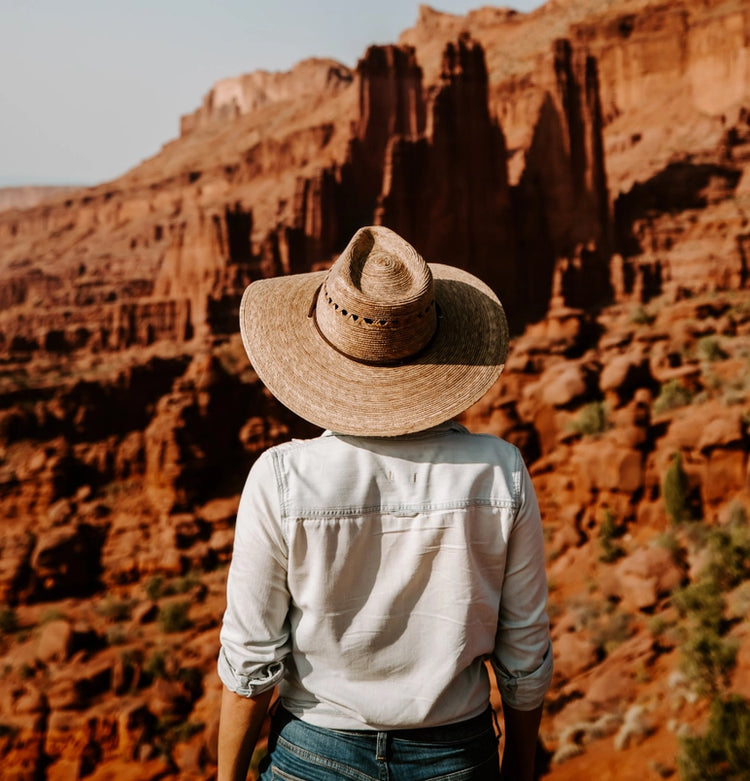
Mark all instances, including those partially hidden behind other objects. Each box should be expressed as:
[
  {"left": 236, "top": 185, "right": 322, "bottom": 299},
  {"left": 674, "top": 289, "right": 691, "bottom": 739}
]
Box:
[
  {"left": 144, "top": 649, "right": 168, "bottom": 680},
  {"left": 152, "top": 716, "right": 205, "bottom": 761},
  {"left": 171, "top": 720, "right": 204, "bottom": 744},
  {"left": 678, "top": 617, "right": 737, "bottom": 696},
  {"left": 663, "top": 452, "right": 691, "bottom": 524},
  {"left": 697, "top": 336, "right": 728, "bottom": 363},
  {"left": 97, "top": 597, "right": 133, "bottom": 623},
  {"left": 673, "top": 552, "right": 740, "bottom": 696},
  {"left": 119, "top": 648, "right": 143, "bottom": 671},
  {"left": 598, "top": 510, "right": 625, "bottom": 563},
  {"left": 157, "top": 601, "right": 192, "bottom": 634},
  {"left": 0, "top": 607, "right": 19, "bottom": 634},
  {"left": 177, "top": 666, "right": 204, "bottom": 700},
  {"left": 727, "top": 500, "right": 748, "bottom": 527},
  {"left": 167, "top": 570, "right": 202, "bottom": 595},
  {"left": 702, "top": 517, "right": 750, "bottom": 591},
  {"left": 655, "top": 529, "right": 682, "bottom": 559},
  {"left": 673, "top": 580, "right": 724, "bottom": 624},
  {"left": 591, "top": 609, "right": 633, "bottom": 657},
  {"left": 648, "top": 615, "right": 667, "bottom": 639},
  {"left": 653, "top": 379, "right": 694, "bottom": 414},
  {"left": 569, "top": 401, "right": 609, "bottom": 436},
  {"left": 148, "top": 570, "right": 203, "bottom": 601},
  {"left": 678, "top": 695, "right": 750, "bottom": 780},
  {"left": 105, "top": 626, "right": 128, "bottom": 646},
  {"left": 145, "top": 576, "right": 164, "bottom": 601},
  {"left": 39, "top": 608, "right": 65, "bottom": 624},
  {"left": 630, "top": 305, "right": 655, "bottom": 325}
]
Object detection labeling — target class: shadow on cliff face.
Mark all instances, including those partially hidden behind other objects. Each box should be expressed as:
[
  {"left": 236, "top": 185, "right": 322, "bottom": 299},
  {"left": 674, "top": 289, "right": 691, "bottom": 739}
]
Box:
[{"left": 614, "top": 161, "right": 743, "bottom": 257}]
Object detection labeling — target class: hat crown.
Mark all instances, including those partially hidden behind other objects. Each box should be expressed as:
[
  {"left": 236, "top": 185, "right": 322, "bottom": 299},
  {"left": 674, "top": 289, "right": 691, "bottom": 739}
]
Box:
[{"left": 315, "top": 227, "right": 437, "bottom": 364}]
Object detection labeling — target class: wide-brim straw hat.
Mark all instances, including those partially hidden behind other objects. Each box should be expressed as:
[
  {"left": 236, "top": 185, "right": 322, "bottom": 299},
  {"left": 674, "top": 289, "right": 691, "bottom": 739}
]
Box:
[{"left": 239, "top": 225, "right": 509, "bottom": 437}]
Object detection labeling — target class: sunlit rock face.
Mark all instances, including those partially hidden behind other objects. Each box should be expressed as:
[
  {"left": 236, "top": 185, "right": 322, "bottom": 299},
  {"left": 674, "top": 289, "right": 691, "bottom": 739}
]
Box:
[{"left": 1, "top": 0, "right": 750, "bottom": 777}]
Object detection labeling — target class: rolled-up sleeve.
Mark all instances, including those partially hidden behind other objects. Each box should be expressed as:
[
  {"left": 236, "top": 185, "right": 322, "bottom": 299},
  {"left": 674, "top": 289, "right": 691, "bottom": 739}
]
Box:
[
  {"left": 491, "top": 453, "right": 552, "bottom": 710},
  {"left": 218, "top": 450, "right": 291, "bottom": 697}
]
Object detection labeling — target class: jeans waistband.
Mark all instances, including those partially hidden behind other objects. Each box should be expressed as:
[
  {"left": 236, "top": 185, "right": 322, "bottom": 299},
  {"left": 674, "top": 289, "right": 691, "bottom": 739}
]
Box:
[{"left": 276, "top": 705, "right": 495, "bottom": 743}]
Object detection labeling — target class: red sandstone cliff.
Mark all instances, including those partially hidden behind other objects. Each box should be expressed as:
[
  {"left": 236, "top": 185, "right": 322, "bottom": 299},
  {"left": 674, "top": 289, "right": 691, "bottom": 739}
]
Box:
[{"left": 0, "top": 0, "right": 749, "bottom": 778}]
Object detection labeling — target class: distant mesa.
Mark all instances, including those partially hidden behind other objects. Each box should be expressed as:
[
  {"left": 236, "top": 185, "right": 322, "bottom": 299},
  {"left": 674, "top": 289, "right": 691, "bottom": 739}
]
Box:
[
  {"left": 0, "top": 185, "right": 83, "bottom": 213},
  {"left": 180, "top": 57, "right": 354, "bottom": 136}
]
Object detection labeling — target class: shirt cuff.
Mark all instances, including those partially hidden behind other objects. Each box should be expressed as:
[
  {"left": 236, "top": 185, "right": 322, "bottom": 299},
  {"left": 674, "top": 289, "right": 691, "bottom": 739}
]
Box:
[
  {"left": 491, "top": 641, "right": 553, "bottom": 711},
  {"left": 217, "top": 646, "right": 285, "bottom": 698}
]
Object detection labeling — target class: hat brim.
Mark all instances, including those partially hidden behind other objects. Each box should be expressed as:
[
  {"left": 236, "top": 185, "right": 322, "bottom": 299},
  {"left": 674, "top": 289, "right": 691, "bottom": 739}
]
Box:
[{"left": 239, "top": 263, "right": 509, "bottom": 437}]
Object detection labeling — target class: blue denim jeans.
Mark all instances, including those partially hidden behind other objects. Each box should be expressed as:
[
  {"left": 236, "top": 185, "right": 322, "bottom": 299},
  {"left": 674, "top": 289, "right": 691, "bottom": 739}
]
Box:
[{"left": 258, "top": 706, "right": 501, "bottom": 781}]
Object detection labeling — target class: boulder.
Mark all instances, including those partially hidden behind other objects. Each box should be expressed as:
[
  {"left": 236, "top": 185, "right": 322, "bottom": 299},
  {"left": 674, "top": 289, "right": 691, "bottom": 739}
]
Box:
[
  {"left": 553, "top": 631, "right": 599, "bottom": 680},
  {"left": 703, "top": 448, "right": 747, "bottom": 506},
  {"left": 30, "top": 522, "right": 106, "bottom": 599},
  {"left": 574, "top": 440, "right": 643, "bottom": 494},
  {"left": 540, "top": 363, "right": 590, "bottom": 408},
  {"left": 697, "top": 409, "right": 745, "bottom": 452},
  {"left": 601, "top": 546, "right": 684, "bottom": 611},
  {"left": 36, "top": 620, "right": 73, "bottom": 664},
  {"left": 599, "top": 351, "right": 652, "bottom": 404}
]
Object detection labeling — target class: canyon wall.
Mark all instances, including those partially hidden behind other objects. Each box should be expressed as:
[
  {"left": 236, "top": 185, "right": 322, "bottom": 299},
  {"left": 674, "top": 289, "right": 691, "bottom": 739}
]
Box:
[
  {"left": 0, "top": 1, "right": 749, "bottom": 778},
  {"left": 0, "top": 26, "right": 611, "bottom": 356},
  {"left": 6, "top": 1, "right": 746, "bottom": 362}
]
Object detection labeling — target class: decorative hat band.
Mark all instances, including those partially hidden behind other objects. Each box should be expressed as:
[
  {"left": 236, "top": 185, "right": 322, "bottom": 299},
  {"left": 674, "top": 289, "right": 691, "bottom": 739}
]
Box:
[{"left": 311, "top": 243, "right": 438, "bottom": 365}]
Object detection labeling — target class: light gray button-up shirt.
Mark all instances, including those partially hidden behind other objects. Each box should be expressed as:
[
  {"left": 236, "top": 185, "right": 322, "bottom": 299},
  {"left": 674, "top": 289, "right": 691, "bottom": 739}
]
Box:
[{"left": 218, "top": 421, "right": 552, "bottom": 730}]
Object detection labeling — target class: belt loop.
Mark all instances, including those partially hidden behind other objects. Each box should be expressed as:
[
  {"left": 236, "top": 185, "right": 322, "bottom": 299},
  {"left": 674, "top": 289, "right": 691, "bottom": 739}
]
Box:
[{"left": 376, "top": 731, "right": 388, "bottom": 762}]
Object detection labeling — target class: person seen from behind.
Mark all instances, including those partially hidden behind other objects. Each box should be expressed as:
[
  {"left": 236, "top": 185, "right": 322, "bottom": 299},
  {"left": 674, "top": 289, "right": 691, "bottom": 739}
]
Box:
[{"left": 217, "top": 225, "right": 552, "bottom": 780}]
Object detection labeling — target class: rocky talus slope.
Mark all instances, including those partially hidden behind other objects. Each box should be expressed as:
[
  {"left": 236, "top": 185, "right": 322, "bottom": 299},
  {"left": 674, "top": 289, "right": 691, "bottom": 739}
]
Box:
[{"left": 0, "top": 0, "right": 749, "bottom": 777}]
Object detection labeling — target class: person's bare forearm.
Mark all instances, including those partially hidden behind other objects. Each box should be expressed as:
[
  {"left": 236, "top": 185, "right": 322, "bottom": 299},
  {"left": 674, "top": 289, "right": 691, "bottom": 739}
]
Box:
[
  {"left": 217, "top": 686, "right": 274, "bottom": 781},
  {"left": 500, "top": 702, "right": 543, "bottom": 781}
]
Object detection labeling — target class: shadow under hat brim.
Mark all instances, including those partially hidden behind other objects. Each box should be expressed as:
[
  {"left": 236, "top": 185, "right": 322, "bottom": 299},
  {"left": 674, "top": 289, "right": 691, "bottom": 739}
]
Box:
[{"left": 239, "top": 263, "right": 509, "bottom": 437}]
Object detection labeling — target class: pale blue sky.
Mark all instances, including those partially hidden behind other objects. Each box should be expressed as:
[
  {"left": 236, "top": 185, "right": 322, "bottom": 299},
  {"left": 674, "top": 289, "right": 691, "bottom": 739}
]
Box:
[{"left": 0, "top": 1, "right": 543, "bottom": 187}]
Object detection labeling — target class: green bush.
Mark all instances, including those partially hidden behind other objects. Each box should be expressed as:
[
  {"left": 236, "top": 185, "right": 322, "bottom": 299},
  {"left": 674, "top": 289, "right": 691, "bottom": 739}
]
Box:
[
  {"left": 673, "top": 563, "right": 739, "bottom": 696},
  {"left": 147, "top": 570, "right": 202, "bottom": 601},
  {"left": 167, "top": 570, "right": 202, "bottom": 595},
  {"left": 598, "top": 510, "right": 625, "bottom": 563},
  {"left": 172, "top": 720, "right": 204, "bottom": 744},
  {"left": 39, "top": 608, "right": 65, "bottom": 624},
  {"left": 702, "top": 519, "right": 750, "bottom": 592},
  {"left": 105, "top": 626, "right": 128, "bottom": 646},
  {"left": 673, "top": 580, "right": 724, "bottom": 624},
  {"left": 653, "top": 380, "right": 694, "bottom": 414},
  {"left": 655, "top": 530, "right": 682, "bottom": 558},
  {"left": 697, "top": 336, "right": 728, "bottom": 363},
  {"left": 144, "top": 649, "right": 168, "bottom": 680},
  {"left": 679, "top": 622, "right": 737, "bottom": 697},
  {"left": 97, "top": 597, "right": 133, "bottom": 623},
  {"left": 591, "top": 609, "right": 633, "bottom": 657},
  {"left": 678, "top": 695, "right": 750, "bottom": 780},
  {"left": 145, "top": 576, "right": 164, "bottom": 601},
  {"left": 569, "top": 401, "right": 609, "bottom": 436},
  {"left": 663, "top": 452, "right": 691, "bottom": 524},
  {"left": 157, "top": 601, "right": 192, "bottom": 633},
  {"left": 630, "top": 305, "right": 655, "bottom": 325}
]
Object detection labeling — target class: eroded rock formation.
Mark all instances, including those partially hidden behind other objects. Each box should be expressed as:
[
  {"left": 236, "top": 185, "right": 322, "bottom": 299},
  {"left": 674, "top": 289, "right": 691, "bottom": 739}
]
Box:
[{"left": 0, "top": 0, "right": 750, "bottom": 777}]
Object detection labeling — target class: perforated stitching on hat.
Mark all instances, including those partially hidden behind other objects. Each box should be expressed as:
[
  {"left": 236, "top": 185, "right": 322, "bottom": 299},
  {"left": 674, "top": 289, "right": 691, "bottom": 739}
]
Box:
[{"left": 323, "top": 286, "right": 434, "bottom": 326}]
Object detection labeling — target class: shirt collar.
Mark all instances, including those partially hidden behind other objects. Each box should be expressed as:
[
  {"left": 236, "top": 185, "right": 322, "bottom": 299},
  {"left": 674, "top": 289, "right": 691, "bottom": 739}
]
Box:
[{"left": 323, "top": 420, "right": 467, "bottom": 440}]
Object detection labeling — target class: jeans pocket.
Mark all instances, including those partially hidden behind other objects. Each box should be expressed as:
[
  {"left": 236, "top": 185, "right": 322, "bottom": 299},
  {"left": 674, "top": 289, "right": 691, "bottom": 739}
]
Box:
[
  {"left": 391, "top": 726, "right": 499, "bottom": 780},
  {"left": 270, "top": 734, "right": 375, "bottom": 781},
  {"left": 426, "top": 752, "right": 501, "bottom": 781},
  {"left": 270, "top": 767, "right": 308, "bottom": 781}
]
